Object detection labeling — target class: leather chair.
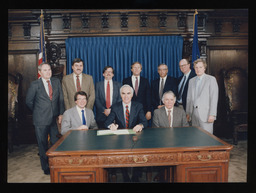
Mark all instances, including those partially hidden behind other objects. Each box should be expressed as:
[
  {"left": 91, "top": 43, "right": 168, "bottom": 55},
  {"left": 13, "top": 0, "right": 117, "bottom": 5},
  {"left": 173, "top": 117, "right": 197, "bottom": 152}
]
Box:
[
  {"left": 8, "top": 73, "right": 22, "bottom": 152},
  {"left": 223, "top": 67, "right": 248, "bottom": 145}
]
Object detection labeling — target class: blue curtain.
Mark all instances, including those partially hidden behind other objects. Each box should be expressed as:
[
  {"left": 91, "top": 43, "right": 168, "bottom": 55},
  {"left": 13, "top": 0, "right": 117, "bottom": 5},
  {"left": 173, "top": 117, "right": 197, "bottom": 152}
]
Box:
[{"left": 65, "top": 35, "right": 183, "bottom": 83}]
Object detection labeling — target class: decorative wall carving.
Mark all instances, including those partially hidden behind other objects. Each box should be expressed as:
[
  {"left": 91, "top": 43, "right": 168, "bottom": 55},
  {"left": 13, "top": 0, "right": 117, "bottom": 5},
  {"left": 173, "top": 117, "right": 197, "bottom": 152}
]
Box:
[
  {"left": 62, "top": 14, "right": 71, "bottom": 30},
  {"left": 159, "top": 12, "right": 167, "bottom": 27},
  {"left": 81, "top": 14, "right": 89, "bottom": 29},
  {"left": 140, "top": 13, "right": 148, "bottom": 27},
  {"left": 177, "top": 12, "right": 187, "bottom": 28},
  {"left": 232, "top": 19, "right": 241, "bottom": 33},
  {"left": 101, "top": 13, "right": 109, "bottom": 29},
  {"left": 121, "top": 13, "right": 128, "bottom": 29},
  {"left": 23, "top": 23, "right": 31, "bottom": 39}
]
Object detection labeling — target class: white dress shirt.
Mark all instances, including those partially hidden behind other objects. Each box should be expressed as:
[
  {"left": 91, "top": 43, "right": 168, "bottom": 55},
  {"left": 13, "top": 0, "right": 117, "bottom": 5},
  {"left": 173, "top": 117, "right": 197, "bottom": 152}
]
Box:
[
  {"left": 164, "top": 106, "right": 173, "bottom": 127},
  {"left": 76, "top": 105, "right": 87, "bottom": 124}
]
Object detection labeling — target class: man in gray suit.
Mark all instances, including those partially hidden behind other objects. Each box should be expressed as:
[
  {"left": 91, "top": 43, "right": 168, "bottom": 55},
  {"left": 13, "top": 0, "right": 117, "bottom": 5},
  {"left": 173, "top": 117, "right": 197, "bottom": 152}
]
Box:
[
  {"left": 152, "top": 91, "right": 188, "bottom": 128},
  {"left": 61, "top": 91, "right": 98, "bottom": 135},
  {"left": 62, "top": 58, "right": 95, "bottom": 110},
  {"left": 186, "top": 59, "right": 219, "bottom": 134},
  {"left": 95, "top": 66, "right": 121, "bottom": 128},
  {"left": 26, "top": 62, "right": 65, "bottom": 175}
]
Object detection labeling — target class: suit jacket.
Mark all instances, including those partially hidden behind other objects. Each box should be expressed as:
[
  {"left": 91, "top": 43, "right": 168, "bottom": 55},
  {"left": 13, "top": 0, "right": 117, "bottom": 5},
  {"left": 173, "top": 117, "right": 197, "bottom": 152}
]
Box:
[
  {"left": 152, "top": 106, "right": 188, "bottom": 128},
  {"left": 151, "top": 76, "right": 178, "bottom": 110},
  {"left": 26, "top": 77, "right": 65, "bottom": 126},
  {"left": 186, "top": 74, "right": 219, "bottom": 122},
  {"left": 122, "top": 76, "right": 151, "bottom": 114},
  {"left": 177, "top": 70, "right": 196, "bottom": 110},
  {"left": 104, "top": 101, "right": 148, "bottom": 129},
  {"left": 95, "top": 80, "right": 122, "bottom": 124},
  {"left": 62, "top": 73, "right": 95, "bottom": 110},
  {"left": 61, "top": 106, "right": 98, "bottom": 135}
]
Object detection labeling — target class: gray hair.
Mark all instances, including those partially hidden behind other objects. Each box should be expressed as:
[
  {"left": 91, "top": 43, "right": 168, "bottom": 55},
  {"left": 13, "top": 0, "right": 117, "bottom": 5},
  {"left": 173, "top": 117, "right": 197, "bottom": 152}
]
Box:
[
  {"left": 120, "top": 84, "right": 134, "bottom": 95},
  {"left": 38, "top": 62, "right": 51, "bottom": 71},
  {"left": 162, "top": 91, "right": 176, "bottom": 103}
]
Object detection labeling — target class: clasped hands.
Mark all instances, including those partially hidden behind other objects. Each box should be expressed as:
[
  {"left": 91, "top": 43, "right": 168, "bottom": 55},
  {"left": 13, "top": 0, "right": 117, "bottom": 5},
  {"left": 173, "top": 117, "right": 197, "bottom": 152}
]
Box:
[{"left": 109, "top": 123, "right": 143, "bottom": 133}]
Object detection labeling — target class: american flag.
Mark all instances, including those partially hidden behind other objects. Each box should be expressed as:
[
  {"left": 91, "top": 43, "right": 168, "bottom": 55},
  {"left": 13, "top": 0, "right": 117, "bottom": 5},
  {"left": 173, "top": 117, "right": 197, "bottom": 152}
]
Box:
[{"left": 38, "top": 10, "right": 46, "bottom": 78}]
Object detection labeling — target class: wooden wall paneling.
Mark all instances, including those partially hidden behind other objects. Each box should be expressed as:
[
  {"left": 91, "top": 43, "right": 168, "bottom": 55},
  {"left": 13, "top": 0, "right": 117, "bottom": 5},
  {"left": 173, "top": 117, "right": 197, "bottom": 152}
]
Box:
[
  {"left": 207, "top": 46, "right": 248, "bottom": 137},
  {"left": 8, "top": 50, "right": 38, "bottom": 144}
]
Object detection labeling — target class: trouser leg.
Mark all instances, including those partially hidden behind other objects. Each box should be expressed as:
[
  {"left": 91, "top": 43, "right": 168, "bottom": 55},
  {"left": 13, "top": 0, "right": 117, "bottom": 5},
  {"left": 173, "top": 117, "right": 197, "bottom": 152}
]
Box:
[
  {"left": 34, "top": 125, "right": 50, "bottom": 171},
  {"left": 49, "top": 119, "right": 59, "bottom": 145},
  {"left": 191, "top": 108, "right": 213, "bottom": 134}
]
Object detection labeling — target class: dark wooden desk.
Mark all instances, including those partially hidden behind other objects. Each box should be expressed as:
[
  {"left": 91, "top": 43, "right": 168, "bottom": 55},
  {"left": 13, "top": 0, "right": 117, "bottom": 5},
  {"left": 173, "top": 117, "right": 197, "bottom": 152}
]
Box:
[{"left": 46, "top": 127, "right": 233, "bottom": 183}]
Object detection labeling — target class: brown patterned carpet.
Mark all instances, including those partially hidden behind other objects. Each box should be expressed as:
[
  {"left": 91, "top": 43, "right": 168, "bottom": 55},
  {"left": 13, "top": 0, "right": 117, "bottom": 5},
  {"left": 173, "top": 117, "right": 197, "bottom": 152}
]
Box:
[{"left": 7, "top": 139, "right": 247, "bottom": 183}]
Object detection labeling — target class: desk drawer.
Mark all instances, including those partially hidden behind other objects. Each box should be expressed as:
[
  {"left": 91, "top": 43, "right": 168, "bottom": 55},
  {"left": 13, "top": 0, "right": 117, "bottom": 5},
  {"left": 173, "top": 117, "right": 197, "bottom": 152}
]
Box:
[
  {"left": 181, "top": 151, "right": 228, "bottom": 162},
  {"left": 99, "top": 153, "right": 179, "bottom": 167}
]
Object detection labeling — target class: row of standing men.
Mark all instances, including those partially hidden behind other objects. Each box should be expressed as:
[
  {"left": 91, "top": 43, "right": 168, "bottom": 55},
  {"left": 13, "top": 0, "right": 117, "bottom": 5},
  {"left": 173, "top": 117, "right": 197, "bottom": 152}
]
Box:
[{"left": 25, "top": 58, "right": 219, "bottom": 175}]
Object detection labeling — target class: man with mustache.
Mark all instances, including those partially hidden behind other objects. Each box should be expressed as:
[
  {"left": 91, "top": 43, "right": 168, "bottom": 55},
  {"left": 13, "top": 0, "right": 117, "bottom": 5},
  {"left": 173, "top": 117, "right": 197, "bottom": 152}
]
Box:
[{"left": 62, "top": 58, "right": 95, "bottom": 110}]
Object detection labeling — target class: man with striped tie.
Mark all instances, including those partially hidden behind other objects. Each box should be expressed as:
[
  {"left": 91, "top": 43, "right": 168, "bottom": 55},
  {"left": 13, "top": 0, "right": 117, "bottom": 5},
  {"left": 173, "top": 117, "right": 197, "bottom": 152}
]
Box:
[
  {"left": 105, "top": 84, "right": 147, "bottom": 132},
  {"left": 61, "top": 91, "right": 98, "bottom": 135},
  {"left": 104, "top": 84, "right": 147, "bottom": 182}
]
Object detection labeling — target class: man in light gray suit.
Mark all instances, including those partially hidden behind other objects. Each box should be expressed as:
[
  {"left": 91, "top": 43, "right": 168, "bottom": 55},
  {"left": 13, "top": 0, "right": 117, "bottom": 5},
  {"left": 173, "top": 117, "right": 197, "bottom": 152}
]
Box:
[
  {"left": 95, "top": 66, "right": 121, "bottom": 128},
  {"left": 61, "top": 91, "right": 98, "bottom": 135},
  {"left": 186, "top": 59, "right": 219, "bottom": 134},
  {"left": 152, "top": 91, "right": 188, "bottom": 128}
]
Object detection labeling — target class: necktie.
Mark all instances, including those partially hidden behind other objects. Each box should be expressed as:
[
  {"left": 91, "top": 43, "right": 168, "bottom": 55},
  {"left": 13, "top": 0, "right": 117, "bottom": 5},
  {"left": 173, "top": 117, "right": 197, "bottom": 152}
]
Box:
[
  {"left": 177, "top": 75, "right": 186, "bottom": 101},
  {"left": 159, "top": 78, "right": 164, "bottom": 105},
  {"left": 47, "top": 80, "right": 52, "bottom": 100},
  {"left": 125, "top": 105, "right": 129, "bottom": 128},
  {"left": 106, "top": 81, "right": 111, "bottom": 109},
  {"left": 76, "top": 75, "right": 81, "bottom": 91},
  {"left": 81, "top": 110, "right": 86, "bottom": 125},
  {"left": 168, "top": 110, "right": 171, "bottom": 127},
  {"left": 134, "top": 77, "right": 138, "bottom": 96}
]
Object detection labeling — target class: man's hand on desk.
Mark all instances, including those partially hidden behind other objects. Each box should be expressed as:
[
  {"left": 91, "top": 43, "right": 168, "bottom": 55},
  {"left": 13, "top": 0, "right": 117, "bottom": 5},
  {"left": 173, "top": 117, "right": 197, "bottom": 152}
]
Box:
[
  {"left": 133, "top": 124, "right": 143, "bottom": 133},
  {"left": 77, "top": 125, "right": 89, "bottom": 130},
  {"left": 109, "top": 123, "right": 119, "bottom": 131}
]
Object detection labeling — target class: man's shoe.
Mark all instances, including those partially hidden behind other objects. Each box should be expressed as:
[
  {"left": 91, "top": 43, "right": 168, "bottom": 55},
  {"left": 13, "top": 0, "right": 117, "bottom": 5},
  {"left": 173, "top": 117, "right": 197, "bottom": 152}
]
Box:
[{"left": 44, "top": 168, "right": 50, "bottom": 175}]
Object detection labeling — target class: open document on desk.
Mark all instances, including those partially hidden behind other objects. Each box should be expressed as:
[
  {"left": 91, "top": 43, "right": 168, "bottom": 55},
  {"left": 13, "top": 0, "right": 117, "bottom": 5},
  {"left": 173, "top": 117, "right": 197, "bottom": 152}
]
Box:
[{"left": 97, "top": 129, "right": 136, "bottom": 136}]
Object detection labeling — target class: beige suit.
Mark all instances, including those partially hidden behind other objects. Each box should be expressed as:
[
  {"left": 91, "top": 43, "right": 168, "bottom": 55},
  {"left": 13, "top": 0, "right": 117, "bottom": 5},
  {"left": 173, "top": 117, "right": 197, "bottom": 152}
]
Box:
[{"left": 62, "top": 73, "right": 95, "bottom": 110}]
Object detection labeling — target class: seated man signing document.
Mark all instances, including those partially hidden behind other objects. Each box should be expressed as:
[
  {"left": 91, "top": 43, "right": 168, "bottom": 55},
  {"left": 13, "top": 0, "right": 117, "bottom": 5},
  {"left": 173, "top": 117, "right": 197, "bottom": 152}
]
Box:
[
  {"left": 61, "top": 91, "right": 98, "bottom": 135},
  {"left": 104, "top": 84, "right": 147, "bottom": 133}
]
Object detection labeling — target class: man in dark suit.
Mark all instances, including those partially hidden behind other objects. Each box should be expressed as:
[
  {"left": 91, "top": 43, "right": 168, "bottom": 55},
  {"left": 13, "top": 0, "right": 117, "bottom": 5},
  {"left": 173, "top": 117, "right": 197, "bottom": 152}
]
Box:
[
  {"left": 176, "top": 59, "right": 196, "bottom": 111},
  {"left": 151, "top": 64, "right": 178, "bottom": 110},
  {"left": 26, "top": 62, "right": 65, "bottom": 175},
  {"left": 105, "top": 84, "right": 147, "bottom": 131},
  {"left": 95, "top": 66, "right": 121, "bottom": 128},
  {"left": 122, "top": 62, "right": 151, "bottom": 121},
  {"left": 104, "top": 84, "right": 147, "bottom": 182}
]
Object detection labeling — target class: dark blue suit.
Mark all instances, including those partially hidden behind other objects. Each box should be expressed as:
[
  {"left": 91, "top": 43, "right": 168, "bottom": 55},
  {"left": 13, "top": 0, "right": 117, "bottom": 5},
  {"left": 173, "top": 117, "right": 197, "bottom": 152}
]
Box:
[
  {"left": 95, "top": 80, "right": 121, "bottom": 128},
  {"left": 151, "top": 76, "right": 178, "bottom": 110},
  {"left": 177, "top": 70, "right": 196, "bottom": 110},
  {"left": 122, "top": 76, "right": 151, "bottom": 114},
  {"left": 26, "top": 77, "right": 64, "bottom": 172},
  {"left": 104, "top": 101, "right": 148, "bottom": 129}
]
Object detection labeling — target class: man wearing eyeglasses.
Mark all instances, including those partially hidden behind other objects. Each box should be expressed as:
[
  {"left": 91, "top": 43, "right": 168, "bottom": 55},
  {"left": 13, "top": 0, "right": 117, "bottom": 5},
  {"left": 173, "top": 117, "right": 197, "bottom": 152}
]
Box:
[
  {"left": 177, "top": 59, "right": 196, "bottom": 111},
  {"left": 61, "top": 91, "right": 98, "bottom": 135}
]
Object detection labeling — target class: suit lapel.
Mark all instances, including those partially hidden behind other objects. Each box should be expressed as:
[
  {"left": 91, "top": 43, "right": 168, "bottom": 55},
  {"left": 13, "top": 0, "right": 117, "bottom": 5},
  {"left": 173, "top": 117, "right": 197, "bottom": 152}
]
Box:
[
  {"left": 129, "top": 102, "right": 136, "bottom": 128},
  {"left": 112, "top": 81, "right": 119, "bottom": 104},
  {"left": 39, "top": 79, "right": 50, "bottom": 100},
  {"left": 73, "top": 107, "right": 83, "bottom": 125},
  {"left": 69, "top": 74, "right": 77, "bottom": 93},
  {"left": 81, "top": 74, "right": 88, "bottom": 91},
  {"left": 172, "top": 107, "right": 178, "bottom": 127}
]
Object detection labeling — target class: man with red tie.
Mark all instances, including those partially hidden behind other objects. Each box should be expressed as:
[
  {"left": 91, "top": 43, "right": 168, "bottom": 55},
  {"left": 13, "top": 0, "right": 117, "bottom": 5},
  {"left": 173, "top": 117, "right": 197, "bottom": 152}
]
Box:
[
  {"left": 62, "top": 58, "right": 95, "bottom": 110},
  {"left": 95, "top": 66, "right": 122, "bottom": 128},
  {"left": 26, "top": 62, "right": 65, "bottom": 175},
  {"left": 122, "top": 62, "right": 151, "bottom": 121},
  {"left": 104, "top": 84, "right": 147, "bottom": 182}
]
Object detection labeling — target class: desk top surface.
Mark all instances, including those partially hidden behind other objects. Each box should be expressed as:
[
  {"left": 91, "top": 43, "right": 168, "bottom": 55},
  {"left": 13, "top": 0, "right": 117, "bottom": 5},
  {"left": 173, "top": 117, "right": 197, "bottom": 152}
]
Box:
[{"left": 53, "top": 127, "right": 229, "bottom": 152}]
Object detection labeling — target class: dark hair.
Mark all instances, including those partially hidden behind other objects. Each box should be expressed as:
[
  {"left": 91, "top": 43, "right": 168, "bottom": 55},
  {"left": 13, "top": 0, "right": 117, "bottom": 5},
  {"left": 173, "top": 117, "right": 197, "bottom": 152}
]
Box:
[
  {"left": 72, "top": 58, "right": 84, "bottom": 66},
  {"left": 74, "top": 91, "right": 87, "bottom": 101},
  {"left": 102, "top": 66, "right": 115, "bottom": 75}
]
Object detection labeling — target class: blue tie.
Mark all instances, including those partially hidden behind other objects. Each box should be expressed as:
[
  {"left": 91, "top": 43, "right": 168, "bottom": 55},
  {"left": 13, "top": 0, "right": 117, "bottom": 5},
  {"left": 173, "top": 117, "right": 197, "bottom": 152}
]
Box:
[{"left": 81, "top": 110, "right": 86, "bottom": 125}]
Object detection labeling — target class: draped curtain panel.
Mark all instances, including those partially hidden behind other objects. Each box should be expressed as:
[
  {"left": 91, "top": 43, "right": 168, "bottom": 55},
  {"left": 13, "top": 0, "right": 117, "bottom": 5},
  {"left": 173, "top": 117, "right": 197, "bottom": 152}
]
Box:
[{"left": 65, "top": 36, "right": 183, "bottom": 84}]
